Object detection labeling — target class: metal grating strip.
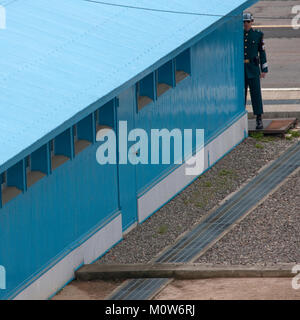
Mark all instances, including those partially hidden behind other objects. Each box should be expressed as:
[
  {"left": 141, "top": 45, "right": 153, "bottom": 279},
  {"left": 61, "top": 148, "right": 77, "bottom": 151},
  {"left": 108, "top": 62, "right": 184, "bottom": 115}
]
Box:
[
  {"left": 110, "top": 278, "right": 169, "bottom": 300},
  {"left": 109, "top": 142, "right": 300, "bottom": 300}
]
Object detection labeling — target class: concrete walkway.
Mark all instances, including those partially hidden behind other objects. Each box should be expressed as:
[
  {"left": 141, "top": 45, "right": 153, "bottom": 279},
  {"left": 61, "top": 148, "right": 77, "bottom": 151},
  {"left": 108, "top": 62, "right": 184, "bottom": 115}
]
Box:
[
  {"left": 247, "top": 89, "right": 300, "bottom": 119},
  {"left": 76, "top": 263, "right": 296, "bottom": 281}
]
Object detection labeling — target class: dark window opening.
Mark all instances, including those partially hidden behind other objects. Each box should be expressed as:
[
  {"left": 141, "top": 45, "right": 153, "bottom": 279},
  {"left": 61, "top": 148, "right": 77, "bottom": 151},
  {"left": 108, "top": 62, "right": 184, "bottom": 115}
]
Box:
[
  {"left": 73, "top": 124, "right": 90, "bottom": 155},
  {"left": 51, "top": 128, "right": 73, "bottom": 170},
  {"left": 175, "top": 48, "right": 191, "bottom": 84},
  {"left": 96, "top": 100, "right": 116, "bottom": 139},
  {"left": 73, "top": 114, "right": 94, "bottom": 155},
  {"left": 137, "top": 72, "right": 156, "bottom": 111},
  {"left": 157, "top": 60, "right": 174, "bottom": 97},
  {"left": 26, "top": 154, "right": 46, "bottom": 188},
  {"left": 51, "top": 139, "right": 68, "bottom": 170},
  {"left": 1, "top": 161, "right": 25, "bottom": 206}
]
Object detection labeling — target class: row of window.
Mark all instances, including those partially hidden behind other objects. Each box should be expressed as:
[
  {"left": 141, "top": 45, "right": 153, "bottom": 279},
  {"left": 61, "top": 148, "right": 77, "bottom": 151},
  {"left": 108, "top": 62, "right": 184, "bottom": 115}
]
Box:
[
  {"left": 136, "top": 48, "right": 191, "bottom": 110},
  {"left": 0, "top": 48, "right": 192, "bottom": 208},
  {"left": 0, "top": 100, "right": 116, "bottom": 208}
]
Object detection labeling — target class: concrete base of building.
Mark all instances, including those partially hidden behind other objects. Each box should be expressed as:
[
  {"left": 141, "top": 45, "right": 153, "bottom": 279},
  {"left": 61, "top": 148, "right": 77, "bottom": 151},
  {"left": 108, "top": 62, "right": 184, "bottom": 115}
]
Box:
[{"left": 13, "top": 214, "right": 122, "bottom": 300}]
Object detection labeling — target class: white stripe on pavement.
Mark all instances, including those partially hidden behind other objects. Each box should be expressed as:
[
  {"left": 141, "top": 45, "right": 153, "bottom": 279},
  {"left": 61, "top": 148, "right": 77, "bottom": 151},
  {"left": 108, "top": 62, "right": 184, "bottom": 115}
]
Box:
[
  {"left": 262, "top": 88, "right": 300, "bottom": 91},
  {"left": 253, "top": 25, "right": 294, "bottom": 28}
]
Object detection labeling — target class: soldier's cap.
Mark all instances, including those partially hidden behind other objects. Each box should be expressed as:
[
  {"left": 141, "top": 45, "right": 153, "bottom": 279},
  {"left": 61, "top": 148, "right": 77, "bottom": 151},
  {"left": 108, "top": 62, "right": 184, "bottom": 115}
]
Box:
[{"left": 243, "top": 12, "right": 254, "bottom": 22}]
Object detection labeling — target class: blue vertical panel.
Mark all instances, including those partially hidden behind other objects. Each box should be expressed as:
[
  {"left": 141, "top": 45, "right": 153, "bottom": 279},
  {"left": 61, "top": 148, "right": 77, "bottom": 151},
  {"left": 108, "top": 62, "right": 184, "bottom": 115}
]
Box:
[
  {"left": 117, "top": 87, "right": 138, "bottom": 231},
  {"left": 139, "top": 72, "right": 156, "bottom": 101},
  {"left": 77, "top": 114, "right": 94, "bottom": 142},
  {"left": 7, "top": 160, "right": 26, "bottom": 192},
  {"left": 91, "top": 112, "right": 96, "bottom": 143},
  {"left": 99, "top": 100, "right": 116, "bottom": 128},
  {"left": 31, "top": 144, "right": 51, "bottom": 175},
  {"left": 54, "top": 128, "right": 74, "bottom": 159}
]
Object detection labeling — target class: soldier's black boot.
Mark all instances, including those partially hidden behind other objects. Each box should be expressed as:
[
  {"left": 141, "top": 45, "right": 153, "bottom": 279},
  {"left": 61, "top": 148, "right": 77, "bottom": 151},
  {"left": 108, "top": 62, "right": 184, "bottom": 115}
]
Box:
[{"left": 256, "top": 114, "right": 263, "bottom": 130}]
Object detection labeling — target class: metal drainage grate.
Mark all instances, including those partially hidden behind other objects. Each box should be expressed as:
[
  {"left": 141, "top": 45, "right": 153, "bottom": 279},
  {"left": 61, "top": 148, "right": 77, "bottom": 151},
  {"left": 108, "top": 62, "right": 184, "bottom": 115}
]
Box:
[
  {"left": 109, "top": 142, "right": 300, "bottom": 300},
  {"left": 109, "top": 278, "right": 169, "bottom": 300}
]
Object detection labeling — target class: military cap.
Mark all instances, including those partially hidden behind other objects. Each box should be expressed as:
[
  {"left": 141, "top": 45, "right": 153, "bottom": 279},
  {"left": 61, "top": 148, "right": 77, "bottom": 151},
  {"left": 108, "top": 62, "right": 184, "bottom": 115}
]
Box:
[{"left": 243, "top": 12, "right": 254, "bottom": 22}]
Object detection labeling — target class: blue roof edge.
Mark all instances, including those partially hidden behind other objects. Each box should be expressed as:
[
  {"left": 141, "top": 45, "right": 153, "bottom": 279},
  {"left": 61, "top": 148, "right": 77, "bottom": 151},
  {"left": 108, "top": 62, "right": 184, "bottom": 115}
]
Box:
[{"left": 0, "top": 0, "right": 258, "bottom": 173}]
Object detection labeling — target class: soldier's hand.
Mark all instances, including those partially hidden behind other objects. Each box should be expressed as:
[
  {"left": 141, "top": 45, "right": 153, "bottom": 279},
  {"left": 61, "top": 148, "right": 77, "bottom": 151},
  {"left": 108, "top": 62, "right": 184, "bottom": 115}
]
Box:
[{"left": 260, "top": 72, "right": 267, "bottom": 79}]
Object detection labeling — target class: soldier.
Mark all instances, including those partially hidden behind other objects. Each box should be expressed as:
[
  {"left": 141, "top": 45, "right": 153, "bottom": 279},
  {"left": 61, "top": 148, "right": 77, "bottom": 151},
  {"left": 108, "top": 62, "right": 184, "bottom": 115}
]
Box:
[{"left": 244, "top": 12, "right": 268, "bottom": 129}]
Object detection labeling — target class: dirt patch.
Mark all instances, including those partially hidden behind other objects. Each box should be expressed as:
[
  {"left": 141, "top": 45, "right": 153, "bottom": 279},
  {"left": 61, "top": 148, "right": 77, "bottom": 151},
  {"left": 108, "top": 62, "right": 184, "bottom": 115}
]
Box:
[
  {"left": 52, "top": 279, "right": 123, "bottom": 300},
  {"left": 154, "top": 278, "right": 300, "bottom": 300}
]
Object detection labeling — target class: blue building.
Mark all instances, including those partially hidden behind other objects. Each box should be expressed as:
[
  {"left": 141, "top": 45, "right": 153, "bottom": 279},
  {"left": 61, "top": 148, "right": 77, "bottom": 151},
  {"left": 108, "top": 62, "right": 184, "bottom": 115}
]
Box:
[{"left": 0, "top": 0, "right": 256, "bottom": 299}]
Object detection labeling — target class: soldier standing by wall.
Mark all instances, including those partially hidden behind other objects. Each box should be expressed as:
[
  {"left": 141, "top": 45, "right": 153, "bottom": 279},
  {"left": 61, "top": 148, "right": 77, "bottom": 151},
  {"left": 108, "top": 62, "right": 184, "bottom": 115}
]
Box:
[{"left": 243, "top": 12, "right": 268, "bottom": 129}]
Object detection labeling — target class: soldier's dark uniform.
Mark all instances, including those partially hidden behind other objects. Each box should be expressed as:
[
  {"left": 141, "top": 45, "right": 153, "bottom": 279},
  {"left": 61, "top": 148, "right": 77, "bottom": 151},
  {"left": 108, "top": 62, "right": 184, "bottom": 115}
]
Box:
[{"left": 244, "top": 13, "right": 268, "bottom": 128}]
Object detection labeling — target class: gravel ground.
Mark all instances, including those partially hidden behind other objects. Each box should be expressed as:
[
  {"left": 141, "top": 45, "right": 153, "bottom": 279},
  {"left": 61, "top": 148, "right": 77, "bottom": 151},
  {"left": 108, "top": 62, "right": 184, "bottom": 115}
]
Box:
[
  {"left": 97, "top": 134, "right": 299, "bottom": 265},
  {"left": 196, "top": 167, "right": 300, "bottom": 266}
]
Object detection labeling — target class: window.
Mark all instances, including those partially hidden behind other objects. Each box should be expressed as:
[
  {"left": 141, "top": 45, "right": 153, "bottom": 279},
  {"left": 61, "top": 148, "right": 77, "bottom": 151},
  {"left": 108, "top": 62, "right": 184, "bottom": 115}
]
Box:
[
  {"left": 27, "top": 145, "right": 49, "bottom": 188},
  {"left": 137, "top": 72, "right": 156, "bottom": 110},
  {"left": 1, "top": 161, "right": 25, "bottom": 206},
  {"left": 175, "top": 48, "right": 191, "bottom": 84},
  {"left": 0, "top": 172, "right": 6, "bottom": 207},
  {"left": 51, "top": 128, "right": 73, "bottom": 170},
  {"left": 96, "top": 99, "right": 116, "bottom": 135},
  {"left": 0, "top": 97, "right": 124, "bottom": 207},
  {"left": 74, "top": 113, "right": 94, "bottom": 155},
  {"left": 156, "top": 60, "right": 175, "bottom": 97}
]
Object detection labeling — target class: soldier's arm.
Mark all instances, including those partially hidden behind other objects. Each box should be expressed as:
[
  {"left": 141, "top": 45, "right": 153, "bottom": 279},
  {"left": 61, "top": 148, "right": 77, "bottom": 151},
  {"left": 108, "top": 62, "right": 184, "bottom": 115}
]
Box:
[{"left": 258, "top": 32, "right": 268, "bottom": 73}]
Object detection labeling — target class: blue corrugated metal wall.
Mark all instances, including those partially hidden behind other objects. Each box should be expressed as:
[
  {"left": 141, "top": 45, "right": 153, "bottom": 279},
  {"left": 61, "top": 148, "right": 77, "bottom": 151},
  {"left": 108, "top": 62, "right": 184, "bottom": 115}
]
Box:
[
  {"left": 117, "top": 87, "right": 138, "bottom": 231},
  {"left": 0, "top": 142, "right": 119, "bottom": 299},
  {"left": 134, "top": 16, "right": 244, "bottom": 195}
]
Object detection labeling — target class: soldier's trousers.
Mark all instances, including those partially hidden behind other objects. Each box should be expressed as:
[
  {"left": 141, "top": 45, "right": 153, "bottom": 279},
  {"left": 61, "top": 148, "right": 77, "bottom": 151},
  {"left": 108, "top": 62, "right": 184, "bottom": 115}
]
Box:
[{"left": 245, "top": 75, "right": 264, "bottom": 115}]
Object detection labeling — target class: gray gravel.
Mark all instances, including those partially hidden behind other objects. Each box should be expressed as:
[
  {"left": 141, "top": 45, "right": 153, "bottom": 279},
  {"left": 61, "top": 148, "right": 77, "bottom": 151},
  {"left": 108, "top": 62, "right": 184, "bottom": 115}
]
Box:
[
  {"left": 196, "top": 167, "right": 300, "bottom": 266},
  {"left": 97, "top": 135, "right": 299, "bottom": 265}
]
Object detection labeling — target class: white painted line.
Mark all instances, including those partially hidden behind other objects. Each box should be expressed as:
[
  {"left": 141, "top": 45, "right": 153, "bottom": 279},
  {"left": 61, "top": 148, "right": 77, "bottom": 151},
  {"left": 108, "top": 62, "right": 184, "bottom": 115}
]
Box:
[
  {"left": 253, "top": 25, "right": 294, "bottom": 28},
  {"left": 262, "top": 88, "right": 300, "bottom": 91}
]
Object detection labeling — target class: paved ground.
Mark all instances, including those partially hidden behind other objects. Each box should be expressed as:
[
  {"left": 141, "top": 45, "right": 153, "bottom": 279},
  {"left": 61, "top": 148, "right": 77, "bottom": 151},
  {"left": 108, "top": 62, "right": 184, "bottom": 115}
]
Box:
[
  {"left": 258, "top": 38, "right": 300, "bottom": 88},
  {"left": 251, "top": 1, "right": 300, "bottom": 88}
]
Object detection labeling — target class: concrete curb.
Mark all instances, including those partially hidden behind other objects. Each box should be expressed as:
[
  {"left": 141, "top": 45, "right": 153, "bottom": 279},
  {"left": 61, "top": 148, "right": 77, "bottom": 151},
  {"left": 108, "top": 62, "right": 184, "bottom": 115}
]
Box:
[{"left": 75, "top": 263, "right": 296, "bottom": 281}]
